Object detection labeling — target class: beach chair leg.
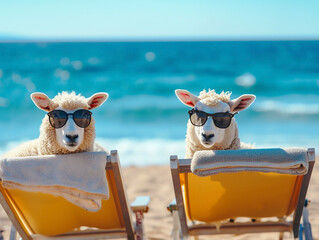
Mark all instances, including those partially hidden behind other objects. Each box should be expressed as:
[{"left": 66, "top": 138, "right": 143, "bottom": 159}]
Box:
[
  {"left": 131, "top": 196, "right": 150, "bottom": 240},
  {"left": 135, "top": 210, "right": 144, "bottom": 240},
  {"left": 279, "top": 232, "right": 284, "bottom": 240},
  {"left": 167, "top": 200, "right": 183, "bottom": 240},
  {"left": 171, "top": 210, "right": 180, "bottom": 240},
  {"left": 302, "top": 206, "right": 313, "bottom": 240}
]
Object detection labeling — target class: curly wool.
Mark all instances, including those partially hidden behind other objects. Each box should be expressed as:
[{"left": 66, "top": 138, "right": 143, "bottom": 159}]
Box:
[
  {"left": 198, "top": 89, "right": 232, "bottom": 107},
  {"left": 2, "top": 92, "right": 99, "bottom": 158},
  {"left": 52, "top": 91, "right": 90, "bottom": 110}
]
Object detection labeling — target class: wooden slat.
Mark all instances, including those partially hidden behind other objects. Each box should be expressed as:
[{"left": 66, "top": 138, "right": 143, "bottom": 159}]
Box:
[
  {"left": 32, "top": 229, "right": 127, "bottom": 240},
  {"left": 105, "top": 155, "right": 113, "bottom": 170},
  {"left": 170, "top": 155, "right": 189, "bottom": 238},
  {"left": 188, "top": 222, "right": 292, "bottom": 236},
  {"left": 292, "top": 148, "right": 316, "bottom": 238},
  {"left": 0, "top": 185, "right": 31, "bottom": 240},
  {"left": 178, "top": 159, "right": 191, "bottom": 173},
  {"left": 110, "top": 150, "right": 135, "bottom": 240}
]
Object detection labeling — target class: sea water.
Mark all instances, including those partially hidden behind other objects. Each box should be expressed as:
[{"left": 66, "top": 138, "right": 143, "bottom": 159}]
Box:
[{"left": 0, "top": 41, "right": 319, "bottom": 165}]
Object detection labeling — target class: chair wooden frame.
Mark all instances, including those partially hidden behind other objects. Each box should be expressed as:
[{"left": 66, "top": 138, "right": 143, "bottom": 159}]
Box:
[
  {"left": 169, "top": 148, "right": 315, "bottom": 240},
  {"left": 0, "top": 150, "right": 150, "bottom": 240}
]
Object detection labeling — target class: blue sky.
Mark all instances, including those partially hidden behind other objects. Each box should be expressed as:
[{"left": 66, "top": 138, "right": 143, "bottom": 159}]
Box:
[{"left": 1, "top": 0, "right": 318, "bottom": 40}]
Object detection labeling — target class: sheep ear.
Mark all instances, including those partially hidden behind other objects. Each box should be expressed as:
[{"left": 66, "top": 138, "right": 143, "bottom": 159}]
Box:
[
  {"left": 175, "top": 89, "right": 200, "bottom": 108},
  {"left": 31, "top": 92, "right": 53, "bottom": 112},
  {"left": 87, "top": 92, "right": 109, "bottom": 110},
  {"left": 229, "top": 94, "right": 256, "bottom": 112}
]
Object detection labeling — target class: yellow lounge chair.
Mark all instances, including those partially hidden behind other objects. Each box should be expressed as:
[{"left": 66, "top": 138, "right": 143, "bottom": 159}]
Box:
[
  {"left": 0, "top": 150, "right": 150, "bottom": 240},
  {"left": 168, "top": 148, "right": 315, "bottom": 240}
]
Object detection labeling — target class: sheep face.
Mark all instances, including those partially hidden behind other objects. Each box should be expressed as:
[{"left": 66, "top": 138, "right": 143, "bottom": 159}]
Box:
[
  {"left": 192, "top": 100, "right": 231, "bottom": 148},
  {"left": 53, "top": 108, "right": 86, "bottom": 152},
  {"left": 31, "top": 92, "right": 108, "bottom": 154},
  {"left": 176, "top": 89, "right": 255, "bottom": 149}
]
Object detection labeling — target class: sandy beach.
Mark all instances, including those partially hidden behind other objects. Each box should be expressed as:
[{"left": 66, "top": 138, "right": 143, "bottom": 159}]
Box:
[{"left": 1, "top": 160, "right": 318, "bottom": 240}]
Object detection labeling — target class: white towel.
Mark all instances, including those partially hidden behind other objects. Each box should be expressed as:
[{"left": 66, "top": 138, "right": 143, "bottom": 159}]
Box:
[
  {"left": 191, "top": 148, "right": 309, "bottom": 177},
  {"left": 0, "top": 151, "right": 109, "bottom": 212}
]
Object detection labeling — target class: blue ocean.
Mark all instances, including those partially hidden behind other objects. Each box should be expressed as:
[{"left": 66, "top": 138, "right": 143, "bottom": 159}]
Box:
[{"left": 0, "top": 41, "right": 319, "bottom": 165}]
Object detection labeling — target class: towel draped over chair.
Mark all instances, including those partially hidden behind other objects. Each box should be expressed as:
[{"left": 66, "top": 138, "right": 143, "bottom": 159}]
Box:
[
  {"left": 191, "top": 148, "right": 308, "bottom": 176},
  {"left": 0, "top": 151, "right": 109, "bottom": 212}
]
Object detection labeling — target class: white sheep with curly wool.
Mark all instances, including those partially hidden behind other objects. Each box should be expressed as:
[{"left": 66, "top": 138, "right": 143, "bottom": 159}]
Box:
[
  {"left": 1, "top": 91, "right": 110, "bottom": 211},
  {"left": 3, "top": 91, "right": 109, "bottom": 157},
  {"left": 175, "top": 89, "right": 256, "bottom": 158}
]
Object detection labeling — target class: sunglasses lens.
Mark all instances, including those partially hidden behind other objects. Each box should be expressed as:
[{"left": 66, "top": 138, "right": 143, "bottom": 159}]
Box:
[
  {"left": 73, "top": 110, "right": 91, "bottom": 128},
  {"left": 213, "top": 113, "right": 232, "bottom": 128},
  {"left": 49, "top": 110, "right": 68, "bottom": 128},
  {"left": 190, "top": 110, "right": 207, "bottom": 126}
]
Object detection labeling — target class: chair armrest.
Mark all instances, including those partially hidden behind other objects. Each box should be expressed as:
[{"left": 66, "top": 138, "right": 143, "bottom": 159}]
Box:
[
  {"left": 167, "top": 199, "right": 177, "bottom": 213},
  {"left": 131, "top": 196, "right": 150, "bottom": 213}
]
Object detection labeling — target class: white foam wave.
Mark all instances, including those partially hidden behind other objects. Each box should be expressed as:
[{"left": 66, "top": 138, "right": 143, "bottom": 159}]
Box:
[
  {"left": 0, "top": 140, "right": 29, "bottom": 157},
  {"left": 1, "top": 136, "right": 318, "bottom": 166},
  {"left": 97, "top": 138, "right": 185, "bottom": 166},
  {"left": 253, "top": 100, "right": 319, "bottom": 115},
  {"left": 0, "top": 138, "right": 186, "bottom": 166}
]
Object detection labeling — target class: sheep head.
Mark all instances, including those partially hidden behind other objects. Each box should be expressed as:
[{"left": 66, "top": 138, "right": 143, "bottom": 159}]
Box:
[
  {"left": 176, "top": 89, "right": 255, "bottom": 150},
  {"left": 31, "top": 91, "right": 108, "bottom": 154}
]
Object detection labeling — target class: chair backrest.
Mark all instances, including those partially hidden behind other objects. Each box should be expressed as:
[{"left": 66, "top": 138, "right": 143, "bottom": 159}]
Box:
[
  {"left": 183, "top": 171, "right": 302, "bottom": 222},
  {"left": 0, "top": 150, "right": 134, "bottom": 240},
  {"left": 171, "top": 148, "right": 315, "bottom": 238}
]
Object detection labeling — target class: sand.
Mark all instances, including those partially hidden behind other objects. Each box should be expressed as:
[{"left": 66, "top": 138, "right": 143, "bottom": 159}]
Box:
[{"left": 0, "top": 160, "right": 318, "bottom": 240}]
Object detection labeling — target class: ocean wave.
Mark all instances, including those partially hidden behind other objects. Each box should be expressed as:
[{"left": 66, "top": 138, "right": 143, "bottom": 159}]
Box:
[
  {"left": 109, "top": 95, "right": 181, "bottom": 110},
  {"left": 252, "top": 95, "right": 319, "bottom": 115},
  {"left": 97, "top": 138, "right": 185, "bottom": 166},
  {"left": 1, "top": 135, "right": 318, "bottom": 166},
  {"left": 0, "top": 138, "right": 186, "bottom": 166}
]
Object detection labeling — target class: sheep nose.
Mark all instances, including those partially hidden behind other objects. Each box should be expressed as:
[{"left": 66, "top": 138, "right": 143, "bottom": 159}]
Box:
[
  {"left": 202, "top": 133, "right": 214, "bottom": 141},
  {"left": 66, "top": 134, "right": 78, "bottom": 142}
]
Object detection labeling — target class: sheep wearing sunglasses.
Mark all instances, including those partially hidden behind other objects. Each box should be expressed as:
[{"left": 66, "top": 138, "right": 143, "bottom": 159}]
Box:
[
  {"left": 3, "top": 91, "right": 108, "bottom": 157},
  {"left": 176, "top": 89, "right": 256, "bottom": 158}
]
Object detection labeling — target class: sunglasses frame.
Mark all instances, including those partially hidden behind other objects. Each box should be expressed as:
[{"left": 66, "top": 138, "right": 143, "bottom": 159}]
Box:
[
  {"left": 47, "top": 109, "right": 92, "bottom": 129},
  {"left": 188, "top": 109, "right": 238, "bottom": 128}
]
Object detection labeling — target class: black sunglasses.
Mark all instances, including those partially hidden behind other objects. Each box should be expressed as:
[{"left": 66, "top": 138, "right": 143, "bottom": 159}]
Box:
[
  {"left": 47, "top": 109, "right": 92, "bottom": 129},
  {"left": 188, "top": 109, "right": 237, "bottom": 128}
]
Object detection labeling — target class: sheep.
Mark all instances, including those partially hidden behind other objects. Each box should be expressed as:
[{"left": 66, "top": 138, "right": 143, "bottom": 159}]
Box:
[
  {"left": 2, "top": 91, "right": 108, "bottom": 158},
  {"left": 175, "top": 89, "right": 256, "bottom": 158}
]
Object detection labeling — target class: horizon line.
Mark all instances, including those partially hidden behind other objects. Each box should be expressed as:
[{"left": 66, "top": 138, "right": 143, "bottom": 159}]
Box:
[{"left": 1, "top": 35, "right": 319, "bottom": 43}]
